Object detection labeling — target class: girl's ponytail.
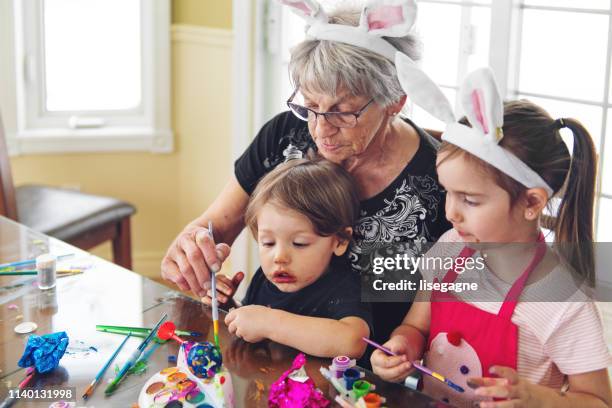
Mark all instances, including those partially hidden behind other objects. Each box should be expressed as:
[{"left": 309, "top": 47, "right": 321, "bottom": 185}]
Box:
[
  {"left": 554, "top": 118, "right": 597, "bottom": 286},
  {"left": 440, "top": 101, "right": 599, "bottom": 286}
]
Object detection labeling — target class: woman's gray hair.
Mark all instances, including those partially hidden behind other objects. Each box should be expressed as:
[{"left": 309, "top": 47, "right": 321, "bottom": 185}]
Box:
[{"left": 288, "top": 7, "right": 422, "bottom": 108}]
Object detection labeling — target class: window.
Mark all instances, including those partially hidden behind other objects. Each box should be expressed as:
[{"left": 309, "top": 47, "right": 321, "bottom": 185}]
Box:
[
  {"left": 255, "top": 0, "right": 307, "bottom": 124},
  {"left": 510, "top": 1, "right": 612, "bottom": 242},
  {"left": 260, "top": 0, "right": 612, "bottom": 242},
  {"left": 0, "top": 0, "right": 172, "bottom": 154},
  {"left": 410, "top": 0, "right": 492, "bottom": 129}
]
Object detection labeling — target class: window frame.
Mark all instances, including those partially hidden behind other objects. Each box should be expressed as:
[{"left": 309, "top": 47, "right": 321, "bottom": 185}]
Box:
[
  {"left": 0, "top": 0, "right": 173, "bottom": 155},
  {"left": 257, "top": 0, "right": 611, "bottom": 240},
  {"left": 499, "top": 0, "right": 612, "bottom": 240}
]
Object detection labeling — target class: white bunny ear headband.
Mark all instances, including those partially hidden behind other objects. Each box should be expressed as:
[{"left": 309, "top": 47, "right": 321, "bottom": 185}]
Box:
[
  {"left": 395, "top": 54, "right": 555, "bottom": 198},
  {"left": 279, "top": 0, "right": 417, "bottom": 62}
]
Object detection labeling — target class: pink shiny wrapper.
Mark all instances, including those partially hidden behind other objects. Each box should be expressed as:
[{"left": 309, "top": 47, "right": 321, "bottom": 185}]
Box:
[{"left": 268, "top": 353, "right": 330, "bottom": 408}]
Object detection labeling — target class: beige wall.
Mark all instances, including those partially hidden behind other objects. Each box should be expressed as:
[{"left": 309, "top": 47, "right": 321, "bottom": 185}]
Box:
[
  {"left": 10, "top": 4, "right": 234, "bottom": 280},
  {"left": 172, "top": 0, "right": 232, "bottom": 29},
  {"left": 172, "top": 26, "right": 233, "bottom": 232},
  {"left": 11, "top": 153, "right": 180, "bottom": 277}
]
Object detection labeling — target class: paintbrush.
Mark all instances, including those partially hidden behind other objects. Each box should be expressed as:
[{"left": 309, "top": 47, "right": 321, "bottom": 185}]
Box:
[
  {"left": 411, "top": 361, "right": 465, "bottom": 393},
  {"left": 361, "top": 337, "right": 464, "bottom": 393},
  {"left": 0, "top": 270, "right": 83, "bottom": 276},
  {"left": 104, "top": 314, "right": 167, "bottom": 395},
  {"left": 134, "top": 342, "right": 160, "bottom": 366},
  {"left": 208, "top": 221, "right": 220, "bottom": 348},
  {"left": 363, "top": 337, "right": 397, "bottom": 356},
  {"left": 125, "top": 342, "right": 161, "bottom": 376},
  {"left": 83, "top": 333, "right": 131, "bottom": 399},
  {"left": 0, "top": 254, "right": 74, "bottom": 270}
]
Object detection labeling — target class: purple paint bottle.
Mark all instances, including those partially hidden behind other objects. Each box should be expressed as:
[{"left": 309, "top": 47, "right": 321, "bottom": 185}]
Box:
[{"left": 330, "top": 356, "right": 355, "bottom": 378}]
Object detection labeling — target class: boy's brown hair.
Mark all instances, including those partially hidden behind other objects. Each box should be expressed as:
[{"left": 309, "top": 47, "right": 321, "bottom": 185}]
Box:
[{"left": 245, "top": 158, "right": 360, "bottom": 243}]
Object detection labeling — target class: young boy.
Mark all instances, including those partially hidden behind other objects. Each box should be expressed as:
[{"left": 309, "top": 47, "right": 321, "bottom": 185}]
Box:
[{"left": 203, "top": 158, "right": 371, "bottom": 358}]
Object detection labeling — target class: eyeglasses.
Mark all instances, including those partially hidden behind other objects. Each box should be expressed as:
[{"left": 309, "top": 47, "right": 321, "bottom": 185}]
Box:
[{"left": 286, "top": 89, "right": 375, "bottom": 129}]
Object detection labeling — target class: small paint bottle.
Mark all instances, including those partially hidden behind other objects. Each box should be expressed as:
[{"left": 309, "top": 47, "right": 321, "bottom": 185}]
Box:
[
  {"left": 352, "top": 380, "right": 374, "bottom": 399},
  {"left": 36, "top": 253, "right": 56, "bottom": 290},
  {"left": 403, "top": 374, "right": 419, "bottom": 390},
  {"left": 342, "top": 368, "right": 362, "bottom": 390},
  {"left": 330, "top": 356, "right": 355, "bottom": 378},
  {"left": 363, "top": 393, "right": 385, "bottom": 408}
]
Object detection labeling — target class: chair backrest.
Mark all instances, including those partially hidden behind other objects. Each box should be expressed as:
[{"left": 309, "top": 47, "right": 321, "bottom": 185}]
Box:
[
  {"left": 425, "top": 128, "right": 443, "bottom": 141},
  {"left": 0, "top": 112, "right": 18, "bottom": 220}
]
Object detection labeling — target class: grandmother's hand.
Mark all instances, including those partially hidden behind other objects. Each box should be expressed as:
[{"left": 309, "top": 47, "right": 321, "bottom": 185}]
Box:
[{"left": 161, "top": 226, "right": 231, "bottom": 297}]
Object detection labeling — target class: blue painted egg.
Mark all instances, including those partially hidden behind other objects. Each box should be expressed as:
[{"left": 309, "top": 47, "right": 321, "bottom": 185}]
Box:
[{"left": 185, "top": 342, "right": 222, "bottom": 379}]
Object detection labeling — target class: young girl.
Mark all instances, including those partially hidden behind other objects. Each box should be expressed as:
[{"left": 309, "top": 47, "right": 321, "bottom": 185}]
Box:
[
  {"left": 371, "top": 66, "right": 612, "bottom": 407},
  {"left": 203, "top": 158, "right": 372, "bottom": 358}
]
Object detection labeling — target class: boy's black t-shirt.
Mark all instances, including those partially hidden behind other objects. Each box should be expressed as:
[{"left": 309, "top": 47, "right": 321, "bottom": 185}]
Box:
[
  {"left": 242, "top": 257, "right": 373, "bottom": 333},
  {"left": 235, "top": 111, "right": 451, "bottom": 348}
]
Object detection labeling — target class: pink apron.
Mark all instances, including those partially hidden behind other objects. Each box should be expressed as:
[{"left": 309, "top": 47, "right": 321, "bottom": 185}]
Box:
[{"left": 423, "top": 236, "right": 545, "bottom": 407}]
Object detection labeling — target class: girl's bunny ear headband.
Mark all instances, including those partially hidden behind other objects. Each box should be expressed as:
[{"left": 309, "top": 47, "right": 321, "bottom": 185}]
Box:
[
  {"left": 395, "top": 54, "right": 554, "bottom": 198},
  {"left": 279, "top": 0, "right": 418, "bottom": 62}
]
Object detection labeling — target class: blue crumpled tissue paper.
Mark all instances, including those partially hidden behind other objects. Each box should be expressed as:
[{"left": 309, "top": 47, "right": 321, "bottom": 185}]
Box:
[{"left": 17, "top": 331, "right": 69, "bottom": 374}]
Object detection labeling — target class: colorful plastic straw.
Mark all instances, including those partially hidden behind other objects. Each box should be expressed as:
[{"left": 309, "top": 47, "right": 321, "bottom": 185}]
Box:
[
  {"left": 83, "top": 333, "right": 131, "bottom": 399},
  {"left": 104, "top": 314, "right": 167, "bottom": 395},
  {"left": 208, "top": 221, "right": 220, "bottom": 348},
  {"left": 361, "top": 337, "right": 464, "bottom": 393}
]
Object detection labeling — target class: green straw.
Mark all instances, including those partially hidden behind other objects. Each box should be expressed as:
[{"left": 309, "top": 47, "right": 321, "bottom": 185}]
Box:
[{"left": 96, "top": 325, "right": 201, "bottom": 338}]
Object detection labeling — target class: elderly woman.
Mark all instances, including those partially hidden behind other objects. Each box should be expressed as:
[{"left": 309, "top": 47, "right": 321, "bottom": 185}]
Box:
[{"left": 161, "top": 1, "right": 451, "bottom": 346}]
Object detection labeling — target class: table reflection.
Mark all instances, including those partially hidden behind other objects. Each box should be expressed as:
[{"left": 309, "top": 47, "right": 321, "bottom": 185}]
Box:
[{"left": 0, "top": 216, "right": 449, "bottom": 407}]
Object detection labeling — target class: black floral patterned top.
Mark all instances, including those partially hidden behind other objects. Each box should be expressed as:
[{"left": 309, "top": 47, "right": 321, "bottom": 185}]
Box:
[{"left": 235, "top": 111, "right": 451, "bottom": 345}]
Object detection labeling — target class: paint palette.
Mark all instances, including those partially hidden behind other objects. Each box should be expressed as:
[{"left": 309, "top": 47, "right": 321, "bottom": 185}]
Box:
[{"left": 138, "top": 341, "right": 234, "bottom": 408}]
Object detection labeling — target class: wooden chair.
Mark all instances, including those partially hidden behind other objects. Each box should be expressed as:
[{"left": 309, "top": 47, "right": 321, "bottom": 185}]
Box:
[{"left": 0, "top": 112, "right": 136, "bottom": 269}]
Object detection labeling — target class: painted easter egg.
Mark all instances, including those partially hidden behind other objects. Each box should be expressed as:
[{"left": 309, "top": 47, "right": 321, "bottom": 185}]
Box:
[{"left": 186, "top": 342, "right": 222, "bottom": 379}]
